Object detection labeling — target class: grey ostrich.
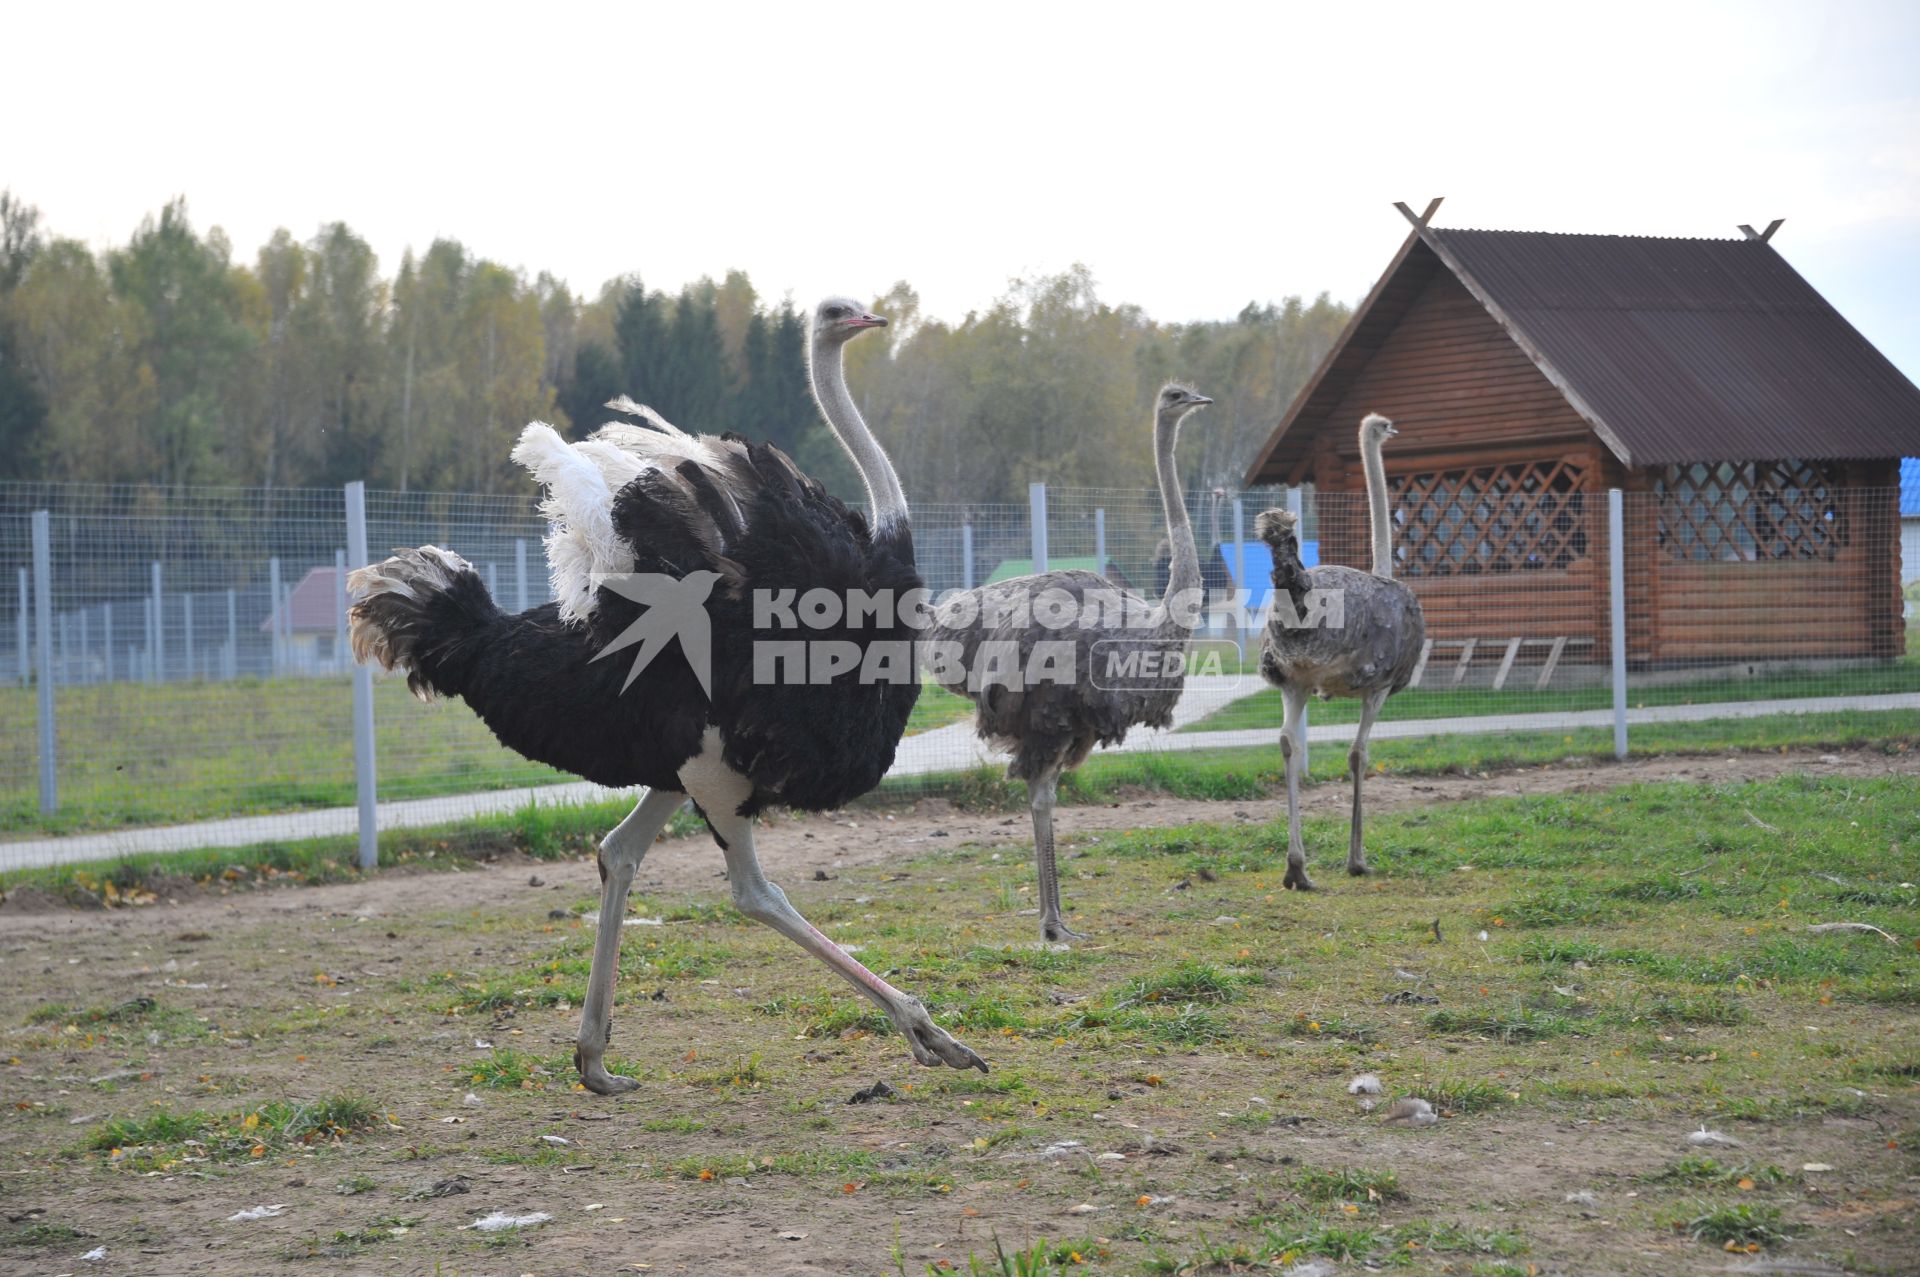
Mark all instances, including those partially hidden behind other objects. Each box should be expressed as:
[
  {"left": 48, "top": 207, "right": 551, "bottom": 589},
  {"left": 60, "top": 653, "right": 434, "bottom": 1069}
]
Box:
[
  {"left": 1256, "top": 412, "right": 1425, "bottom": 891},
  {"left": 926, "top": 383, "right": 1213, "bottom": 942}
]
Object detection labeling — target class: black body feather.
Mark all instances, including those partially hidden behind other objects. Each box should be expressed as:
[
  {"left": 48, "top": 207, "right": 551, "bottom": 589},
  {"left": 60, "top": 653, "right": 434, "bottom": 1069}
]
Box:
[{"left": 353, "top": 440, "right": 921, "bottom": 815}]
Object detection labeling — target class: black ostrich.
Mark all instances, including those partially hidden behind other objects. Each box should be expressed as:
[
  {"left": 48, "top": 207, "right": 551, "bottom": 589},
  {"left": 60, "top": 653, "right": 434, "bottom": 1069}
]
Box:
[{"left": 348, "top": 299, "right": 987, "bottom": 1094}]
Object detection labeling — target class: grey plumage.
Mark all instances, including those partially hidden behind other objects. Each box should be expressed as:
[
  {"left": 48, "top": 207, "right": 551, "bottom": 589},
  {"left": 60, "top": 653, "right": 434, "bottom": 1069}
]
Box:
[
  {"left": 1257, "top": 412, "right": 1426, "bottom": 890},
  {"left": 929, "top": 570, "right": 1180, "bottom": 778},
  {"left": 926, "top": 384, "right": 1213, "bottom": 941}
]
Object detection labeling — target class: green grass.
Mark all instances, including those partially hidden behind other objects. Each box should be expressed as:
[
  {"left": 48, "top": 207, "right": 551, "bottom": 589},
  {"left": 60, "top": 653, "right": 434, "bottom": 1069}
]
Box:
[
  {"left": 1182, "top": 659, "right": 1919, "bottom": 733},
  {"left": 906, "top": 681, "right": 977, "bottom": 734},
  {"left": 10, "top": 708, "right": 1914, "bottom": 909},
  {"left": 1, "top": 1221, "right": 88, "bottom": 1247},
  {"left": 1, "top": 674, "right": 977, "bottom": 835},
  {"left": 86, "top": 1094, "right": 382, "bottom": 1168},
  {"left": 5, "top": 765, "right": 1918, "bottom": 1274},
  {"left": 1295, "top": 1165, "right": 1405, "bottom": 1201},
  {"left": 886, "top": 710, "right": 1920, "bottom": 813},
  {"left": 1643, "top": 1156, "right": 1787, "bottom": 1187},
  {"left": 0, "top": 795, "right": 706, "bottom": 904},
  {"left": 910, "top": 1235, "right": 1109, "bottom": 1275},
  {"left": 1682, "top": 1202, "right": 1791, "bottom": 1248}
]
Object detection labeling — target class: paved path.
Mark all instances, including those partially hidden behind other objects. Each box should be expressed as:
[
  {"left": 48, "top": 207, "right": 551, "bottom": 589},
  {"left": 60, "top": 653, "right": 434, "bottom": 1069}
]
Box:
[{"left": 5, "top": 687, "right": 1914, "bottom": 872}]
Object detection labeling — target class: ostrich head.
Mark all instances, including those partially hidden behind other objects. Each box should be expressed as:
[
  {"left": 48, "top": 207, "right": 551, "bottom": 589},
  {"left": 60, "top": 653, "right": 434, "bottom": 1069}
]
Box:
[
  {"left": 815, "top": 297, "right": 888, "bottom": 344},
  {"left": 1359, "top": 412, "right": 1398, "bottom": 447},
  {"left": 1254, "top": 508, "right": 1298, "bottom": 549},
  {"left": 1158, "top": 383, "right": 1213, "bottom": 423}
]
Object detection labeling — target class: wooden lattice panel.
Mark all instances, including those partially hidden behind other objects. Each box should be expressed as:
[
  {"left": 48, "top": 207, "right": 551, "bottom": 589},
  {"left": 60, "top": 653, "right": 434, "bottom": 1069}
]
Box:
[
  {"left": 1388, "top": 459, "right": 1590, "bottom": 577},
  {"left": 1655, "top": 460, "right": 1847, "bottom": 562}
]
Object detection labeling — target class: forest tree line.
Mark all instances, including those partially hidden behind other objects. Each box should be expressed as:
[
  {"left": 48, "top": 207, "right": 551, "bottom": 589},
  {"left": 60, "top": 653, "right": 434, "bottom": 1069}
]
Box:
[{"left": 0, "top": 193, "right": 1349, "bottom": 504}]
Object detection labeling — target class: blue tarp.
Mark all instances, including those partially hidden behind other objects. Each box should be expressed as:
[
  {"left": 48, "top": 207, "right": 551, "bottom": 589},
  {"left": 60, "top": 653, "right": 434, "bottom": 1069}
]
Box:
[
  {"left": 1902, "top": 458, "right": 1920, "bottom": 518},
  {"left": 1215, "top": 540, "right": 1318, "bottom": 611}
]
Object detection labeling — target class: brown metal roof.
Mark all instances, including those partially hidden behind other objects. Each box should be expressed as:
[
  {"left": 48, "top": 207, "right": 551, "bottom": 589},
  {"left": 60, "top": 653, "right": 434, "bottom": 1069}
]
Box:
[{"left": 1246, "top": 221, "right": 1920, "bottom": 482}]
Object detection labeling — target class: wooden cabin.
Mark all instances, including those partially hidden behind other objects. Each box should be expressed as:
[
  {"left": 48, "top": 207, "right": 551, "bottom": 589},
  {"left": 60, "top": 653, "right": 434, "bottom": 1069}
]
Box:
[{"left": 1245, "top": 205, "right": 1920, "bottom": 669}]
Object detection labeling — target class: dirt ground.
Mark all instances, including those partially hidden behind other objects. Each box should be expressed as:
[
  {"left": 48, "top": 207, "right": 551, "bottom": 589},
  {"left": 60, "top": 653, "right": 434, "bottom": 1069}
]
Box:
[{"left": 2, "top": 746, "right": 1916, "bottom": 1276}]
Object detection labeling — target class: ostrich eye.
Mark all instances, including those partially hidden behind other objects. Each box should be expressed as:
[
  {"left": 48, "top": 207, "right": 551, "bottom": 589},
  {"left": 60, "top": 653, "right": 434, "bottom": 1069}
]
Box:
[{"left": 826, "top": 306, "right": 846, "bottom": 318}]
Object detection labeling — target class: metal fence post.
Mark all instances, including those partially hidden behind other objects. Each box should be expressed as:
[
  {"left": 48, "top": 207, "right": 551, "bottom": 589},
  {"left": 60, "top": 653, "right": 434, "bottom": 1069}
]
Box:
[
  {"left": 515, "top": 538, "right": 529, "bottom": 612},
  {"left": 150, "top": 561, "right": 164, "bottom": 682},
  {"left": 1232, "top": 498, "right": 1248, "bottom": 660},
  {"left": 1029, "top": 482, "right": 1048, "bottom": 575},
  {"left": 268, "top": 557, "right": 282, "bottom": 675},
  {"left": 961, "top": 519, "right": 975, "bottom": 592},
  {"left": 225, "top": 588, "right": 236, "bottom": 679},
  {"left": 79, "top": 610, "right": 90, "bottom": 684},
  {"left": 345, "top": 481, "right": 379, "bottom": 870},
  {"left": 31, "top": 511, "right": 55, "bottom": 814},
  {"left": 334, "top": 549, "right": 349, "bottom": 671},
  {"left": 141, "top": 594, "right": 154, "bottom": 683},
  {"left": 15, "top": 567, "right": 26, "bottom": 686},
  {"left": 183, "top": 593, "right": 195, "bottom": 681},
  {"left": 103, "top": 603, "right": 113, "bottom": 683},
  {"left": 1286, "top": 486, "right": 1306, "bottom": 740},
  {"left": 1094, "top": 508, "right": 1106, "bottom": 578},
  {"left": 1609, "top": 488, "right": 1628, "bottom": 760}
]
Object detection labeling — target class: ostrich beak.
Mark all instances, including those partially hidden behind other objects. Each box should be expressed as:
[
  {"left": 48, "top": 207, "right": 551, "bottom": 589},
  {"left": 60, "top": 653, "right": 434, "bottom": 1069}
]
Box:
[
  {"left": 1191, "top": 394, "right": 1214, "bottom": 406},
  {"left": 850, "top": 313, "right": 888, "bottom": 329}
]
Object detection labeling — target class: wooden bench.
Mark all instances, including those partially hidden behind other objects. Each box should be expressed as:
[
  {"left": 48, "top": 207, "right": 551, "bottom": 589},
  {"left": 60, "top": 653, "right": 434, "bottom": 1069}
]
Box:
[{"left": 1408, "top": 636, "right": 1595, "bottom": 691}]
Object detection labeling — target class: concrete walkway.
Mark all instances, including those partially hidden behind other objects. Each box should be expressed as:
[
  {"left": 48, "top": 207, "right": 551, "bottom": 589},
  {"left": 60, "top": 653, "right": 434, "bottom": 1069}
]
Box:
[{"left": 5, "top": 686, "right": 1914, "bottom": 872}]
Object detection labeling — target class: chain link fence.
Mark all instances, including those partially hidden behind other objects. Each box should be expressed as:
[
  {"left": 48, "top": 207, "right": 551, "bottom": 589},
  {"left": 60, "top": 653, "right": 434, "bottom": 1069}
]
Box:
[{"left": 3, "top": 476, "right": 1915, "bottom": 871}]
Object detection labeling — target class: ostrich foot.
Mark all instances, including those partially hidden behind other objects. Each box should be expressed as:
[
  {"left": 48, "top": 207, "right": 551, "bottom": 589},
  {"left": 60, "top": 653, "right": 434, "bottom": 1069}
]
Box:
[
  {"left": 890, "top": 996, "right": 989, "bottom": 1072},
  {"left": 1283, "top": 861, "right": 1318, "bottom": 892},
  {"left": 1348, "top": 860, "right": 1372, "bottom": 877},
  {"left": 1041, "top": 918, "right": 1087, "bottom": 943},
  {"left": 574, "top": 1047, "right": 641, "bottom": 1096}
]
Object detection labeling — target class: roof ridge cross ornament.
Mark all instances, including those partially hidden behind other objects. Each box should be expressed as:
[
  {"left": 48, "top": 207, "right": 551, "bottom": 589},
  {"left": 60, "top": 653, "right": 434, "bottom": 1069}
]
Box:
[
  {"left": 1393, "top": 197, "right": 1445, "bottom": 229},
  {"left": 1737, "top": 218, "right": 1785, "bottom": 243}
]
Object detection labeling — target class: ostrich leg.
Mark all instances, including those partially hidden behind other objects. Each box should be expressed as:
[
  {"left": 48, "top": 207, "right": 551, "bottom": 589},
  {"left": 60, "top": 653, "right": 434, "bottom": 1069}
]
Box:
[
  {"left": 1279, "top": 685, "right": 1316, "bottom": 891},
  {"left": 1347, "top": 687, "right": 1389, "bottom": 877},
  {"left": 576, "top": 786, "right": 687, "bottom": 1094},
  {"left": 681, "top": 737, "right": 987, "bottom": 1072},
  {"left": 1030, "top": 767, "right": 1084, "bottom": 943}
]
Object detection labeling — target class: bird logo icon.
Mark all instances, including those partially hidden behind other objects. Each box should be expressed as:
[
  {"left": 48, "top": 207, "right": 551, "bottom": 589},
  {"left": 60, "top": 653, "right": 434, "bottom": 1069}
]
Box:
[{"left": 589, "top": 570, "right": 722, "bottom": 698}]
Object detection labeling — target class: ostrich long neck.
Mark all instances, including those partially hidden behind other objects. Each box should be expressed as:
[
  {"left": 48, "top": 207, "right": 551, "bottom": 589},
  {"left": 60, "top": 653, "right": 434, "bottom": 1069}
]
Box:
[
  {"left": 1155, "top": 412, "right": 1201, "bottom": 631},
  {"left": 809, "top": 334, "right": 909, "bottom": 537},
  {"left": 1361, "top": 427, "right": 1394, "bottom": 579}
]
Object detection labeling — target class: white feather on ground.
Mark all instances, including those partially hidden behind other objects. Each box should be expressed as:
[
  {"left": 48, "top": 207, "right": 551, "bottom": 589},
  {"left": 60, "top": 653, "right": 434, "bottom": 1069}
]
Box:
[
  {"left": 227, "top": 1204, "right": 289, "bottom": 1222},
  {"left": 462, "top": 1210, "right": 554, "bottom": 1232},
  {"left": 1377, "top": 1097, "right": 1437, "bottom": 1126},
  {"left": 1687, "top": 1127, "right": 1740, "bottom": 1147},
  {"left": 1348, "top": 1073, "right": 1383, "bottom": 1095}
]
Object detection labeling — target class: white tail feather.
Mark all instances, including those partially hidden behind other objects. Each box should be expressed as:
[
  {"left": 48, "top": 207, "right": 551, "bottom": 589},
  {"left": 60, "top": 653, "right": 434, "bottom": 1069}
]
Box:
[
  {"left": 604, "top": 395, "right": 684, "bottom": 435},
  {"left": 515, "top": 406, "right": 759, "bottom": 624},
  {"left": 512, "top": 423, "right": 635, "bottom": 625}
]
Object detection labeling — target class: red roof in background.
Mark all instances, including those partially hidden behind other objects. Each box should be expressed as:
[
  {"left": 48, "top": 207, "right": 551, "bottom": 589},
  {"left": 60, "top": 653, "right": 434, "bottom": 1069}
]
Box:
[
  {"left": 260, "top": 567, "right": 347, "bottom": 633},
  {"left": 1248, "top": 219, "right": 1920, "bottom": 483}
]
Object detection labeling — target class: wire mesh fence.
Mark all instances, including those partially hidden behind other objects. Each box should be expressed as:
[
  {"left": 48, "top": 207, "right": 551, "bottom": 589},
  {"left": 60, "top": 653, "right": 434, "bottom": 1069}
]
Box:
[{"left": 2, "top": 477, "right": 1914, "bottom": 871}]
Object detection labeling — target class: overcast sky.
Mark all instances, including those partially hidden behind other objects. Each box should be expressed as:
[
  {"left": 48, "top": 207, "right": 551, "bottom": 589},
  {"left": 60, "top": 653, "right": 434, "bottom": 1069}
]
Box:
[{"left": 9, "top": 0, "right": 1918, "bottom": 377}]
